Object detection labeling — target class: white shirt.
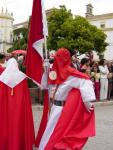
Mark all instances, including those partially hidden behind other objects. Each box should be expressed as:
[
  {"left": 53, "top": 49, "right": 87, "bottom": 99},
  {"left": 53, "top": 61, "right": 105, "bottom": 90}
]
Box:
[
  {"left": 99, "top": 65, "right": 109, "bottom": 79},
  {"left": 41, "top": 73, "right": 96, "bottom": 102}
]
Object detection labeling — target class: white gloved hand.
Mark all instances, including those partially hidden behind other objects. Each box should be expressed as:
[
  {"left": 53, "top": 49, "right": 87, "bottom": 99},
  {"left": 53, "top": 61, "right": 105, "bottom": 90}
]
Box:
[
  {"left": 84, "top": 102, "right": 94, "bottom": 112},
  {"left": 43, "top": 59, "right": 50, "bottom": 73}
]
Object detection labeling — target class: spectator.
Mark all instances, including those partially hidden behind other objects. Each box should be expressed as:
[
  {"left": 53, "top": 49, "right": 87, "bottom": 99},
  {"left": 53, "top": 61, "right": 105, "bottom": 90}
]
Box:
[
  {"left": 71, "top": 56, "right": 80, "bottom": 70},
  {"left": 107, "top": 62, "right": 113, "bottom": 100},
  {"left": 91, "top": 65, "right": 100, "bottom": 100},
  {"left": 80, "top": 58, "right": 90, "bottom": 75},
  {"left": 86, "top": 51, "right": 94, "bottom": 64},
  {"left": 110, "top": 61, "right": 113, "bottom": 98},
  {"left": 99, "top": 59, "right": 109, "bottom": 100}
]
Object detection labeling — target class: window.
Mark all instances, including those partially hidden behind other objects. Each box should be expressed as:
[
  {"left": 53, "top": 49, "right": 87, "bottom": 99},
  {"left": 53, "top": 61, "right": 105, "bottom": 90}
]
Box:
[{"left": 100, "top": 23, "right": 105, "bottom": 28}]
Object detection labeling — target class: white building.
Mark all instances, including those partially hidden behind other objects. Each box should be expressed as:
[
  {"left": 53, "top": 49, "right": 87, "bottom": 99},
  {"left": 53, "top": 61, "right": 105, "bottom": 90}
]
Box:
[
  {"left": 86, "top": 3, "right": 113, "bottom": 60},
  {"left": 13, "top": 21, "right": 28, "bottom": 30},
  {"left": 0, "top": 8, "right": 14, "bottom": 53}
]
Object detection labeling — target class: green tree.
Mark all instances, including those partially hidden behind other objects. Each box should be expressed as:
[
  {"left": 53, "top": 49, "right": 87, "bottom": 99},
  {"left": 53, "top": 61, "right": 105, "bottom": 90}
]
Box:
[
  {"left": 47, "top": 5, "right": 73, "bottom": 50},
  {"left": 7, "top": 27, "right": 28, "bottom": 53},
  {"left": 47, "top": 6, "right": 108, "bottom": 55}
]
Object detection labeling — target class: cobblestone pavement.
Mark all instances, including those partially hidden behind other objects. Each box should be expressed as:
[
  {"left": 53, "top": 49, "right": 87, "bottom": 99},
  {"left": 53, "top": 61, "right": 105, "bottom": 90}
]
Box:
[{"left": 33, "top": 105, "right": 113, "bottom": 150}]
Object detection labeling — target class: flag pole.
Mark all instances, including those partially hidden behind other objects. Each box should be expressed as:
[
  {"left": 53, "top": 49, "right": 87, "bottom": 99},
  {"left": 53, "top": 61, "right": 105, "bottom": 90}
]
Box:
[
  {"left": 44, "top": 35, "right": 50, "bottom": 74},
  {"left": 44, "top": 35, "right": 48, "bottom": 59},
  {"left": 41, "top": 0, "right": 48, "bottom": 59}
]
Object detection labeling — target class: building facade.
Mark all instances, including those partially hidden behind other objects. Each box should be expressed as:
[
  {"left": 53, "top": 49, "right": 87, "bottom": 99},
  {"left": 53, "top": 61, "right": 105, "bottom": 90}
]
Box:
[
  {"left": 0, "top": 8, "right": 14, "bottom": 53},
  {"left": 86, "top": 3, "right": 113, "bottom": 60},
  {"left": 13, "top": 21, "right": 28, "bottom": 30}
]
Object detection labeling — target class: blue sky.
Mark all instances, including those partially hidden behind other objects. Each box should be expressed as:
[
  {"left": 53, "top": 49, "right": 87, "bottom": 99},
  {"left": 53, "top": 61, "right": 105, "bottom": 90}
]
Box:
[{"left": 1, "top": 0, "right": 113, "bottom": 24}]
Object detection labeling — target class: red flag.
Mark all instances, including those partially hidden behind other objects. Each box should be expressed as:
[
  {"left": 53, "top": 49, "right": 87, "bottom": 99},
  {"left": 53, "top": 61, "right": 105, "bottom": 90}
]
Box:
[{"left": 26, "top": 0, "right": 48, "bottom": 85}]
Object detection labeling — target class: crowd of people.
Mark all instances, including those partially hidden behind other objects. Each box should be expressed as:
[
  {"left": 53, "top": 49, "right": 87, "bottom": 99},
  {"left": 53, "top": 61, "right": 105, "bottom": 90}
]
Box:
[
  {"left": 71, "top": 51, "right": 113, "bottom": 101},
  {"left": 1, "top": 50, "right": 113, "bottom": 102}
]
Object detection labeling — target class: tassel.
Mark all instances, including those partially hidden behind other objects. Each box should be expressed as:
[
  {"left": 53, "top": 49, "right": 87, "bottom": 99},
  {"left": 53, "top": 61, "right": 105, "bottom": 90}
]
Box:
[{"left": 11, "top": 88, "right": 13, "bottom": 96}]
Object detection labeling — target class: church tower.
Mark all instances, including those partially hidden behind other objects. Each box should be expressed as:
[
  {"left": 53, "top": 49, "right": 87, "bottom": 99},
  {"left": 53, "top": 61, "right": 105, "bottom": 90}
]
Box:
[
  {"left": 0, "top": 8, "right": 14, "bottom": 53},
  {"left": 85, "top": 3, "right": 94, "bottom": 18}
]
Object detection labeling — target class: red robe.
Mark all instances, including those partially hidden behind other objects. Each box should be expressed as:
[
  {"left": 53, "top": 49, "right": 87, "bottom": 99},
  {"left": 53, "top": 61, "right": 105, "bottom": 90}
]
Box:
[
  {"left": 0, "top": 79, "right": 35, "bottom": 150},
  {"left": 45, "top": 89, "right": 95, "bottom": 150},
  {"left": 36, "top": 88, "right": 95, "bottom": 150}
]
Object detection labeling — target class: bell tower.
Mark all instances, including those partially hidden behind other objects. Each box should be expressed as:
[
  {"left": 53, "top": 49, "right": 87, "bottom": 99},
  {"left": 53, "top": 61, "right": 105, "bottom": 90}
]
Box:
[
  {"left": 0, "top": 8, "right": 14, "bottom": 53},
  {"left": 85, "top": 3, "right": 93, "bottom": 18}
]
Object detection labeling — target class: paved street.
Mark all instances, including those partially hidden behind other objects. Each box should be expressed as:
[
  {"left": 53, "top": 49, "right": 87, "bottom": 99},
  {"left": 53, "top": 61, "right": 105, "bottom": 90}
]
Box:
[{"left": 33, "top": 104, "right": 113, "bottom": 150}]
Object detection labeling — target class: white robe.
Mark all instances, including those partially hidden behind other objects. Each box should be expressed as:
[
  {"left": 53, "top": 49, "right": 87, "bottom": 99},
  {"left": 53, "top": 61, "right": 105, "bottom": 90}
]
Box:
[{"left": 38, "top": 75, "right": 95, "bottom": 150}]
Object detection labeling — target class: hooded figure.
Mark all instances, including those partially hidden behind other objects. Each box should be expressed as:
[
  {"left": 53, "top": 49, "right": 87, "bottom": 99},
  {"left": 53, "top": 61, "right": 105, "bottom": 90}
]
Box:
[
  {"left": 0, "top": 58, "right": 35, "bottom": 150},
  {"left": 35, "top": 48, "right": 96, "bottom": 150}
]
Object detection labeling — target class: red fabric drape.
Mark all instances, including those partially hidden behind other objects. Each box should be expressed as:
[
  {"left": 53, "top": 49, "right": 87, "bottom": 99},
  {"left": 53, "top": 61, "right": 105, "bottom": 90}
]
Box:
[
  {"left": 45, "top": 89, "right": 95, "bottom": 150},
  {"left": 0, "top": 79, "right": 35, "bottom": 150}
]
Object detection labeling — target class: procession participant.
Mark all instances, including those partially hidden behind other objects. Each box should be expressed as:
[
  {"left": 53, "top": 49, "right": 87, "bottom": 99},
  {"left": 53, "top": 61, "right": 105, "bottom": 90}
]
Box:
[
  {"left": 0, "top": 58, "right": 35, "bottom": 150},
  {"left": 35, "top": 48, "right": 96, "bottom": 150},
  {"left": 0, "top": 53, "right": 6, "bottom": 74}
]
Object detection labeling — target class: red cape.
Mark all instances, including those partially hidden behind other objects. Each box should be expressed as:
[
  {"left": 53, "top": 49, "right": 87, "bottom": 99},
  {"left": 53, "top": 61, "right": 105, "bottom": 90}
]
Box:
[
  {"left": 0, "top": 79, "right": 35, "bottom": 150},
  {"left": 45, "top": 89, "right": 95, "bottom": 150}
]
